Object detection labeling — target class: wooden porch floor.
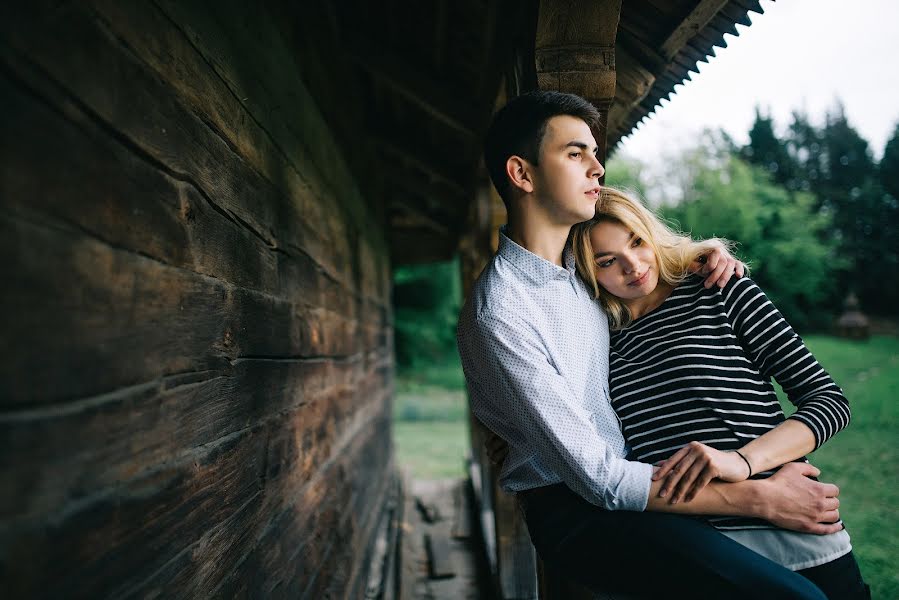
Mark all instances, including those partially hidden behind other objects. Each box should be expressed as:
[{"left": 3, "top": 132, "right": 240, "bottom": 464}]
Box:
[{"left": 398, "top": 478, "right": 497, "bottom": 600}]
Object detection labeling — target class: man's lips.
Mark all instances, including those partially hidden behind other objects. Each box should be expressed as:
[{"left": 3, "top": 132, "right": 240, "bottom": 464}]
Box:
[{"left": 628, "top": 269, "right": 649, "bottom": 286}]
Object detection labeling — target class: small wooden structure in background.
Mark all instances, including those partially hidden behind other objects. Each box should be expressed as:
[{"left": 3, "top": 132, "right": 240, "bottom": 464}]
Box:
[
  {"left": 1, "top": 1, "right": 765, "bottom": 598},
  {"left": 836, "top": 293, "right": 870, "bottom": 340}
]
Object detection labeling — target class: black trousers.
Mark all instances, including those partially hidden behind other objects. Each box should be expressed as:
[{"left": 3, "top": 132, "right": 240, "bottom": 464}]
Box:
[
  {"left": 522, "top": 483, "right": 833, "bottom": 600},
  {"left": 797, "top": 551, "right": 870, "bottom": 600}
]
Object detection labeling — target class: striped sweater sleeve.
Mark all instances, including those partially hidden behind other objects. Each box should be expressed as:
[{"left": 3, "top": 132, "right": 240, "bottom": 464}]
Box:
[{"left": 721, "top": 278, "right": 850, "bottom": 449}]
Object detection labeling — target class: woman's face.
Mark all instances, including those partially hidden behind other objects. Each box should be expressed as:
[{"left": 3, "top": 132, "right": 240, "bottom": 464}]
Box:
[{"left": 589, "top": 220, "right": 659, "bottom": 300}]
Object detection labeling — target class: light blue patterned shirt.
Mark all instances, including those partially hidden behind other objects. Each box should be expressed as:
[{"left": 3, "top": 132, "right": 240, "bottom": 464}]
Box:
[{"left": 457, "top": 229, "right": 652, "bottom": 511}]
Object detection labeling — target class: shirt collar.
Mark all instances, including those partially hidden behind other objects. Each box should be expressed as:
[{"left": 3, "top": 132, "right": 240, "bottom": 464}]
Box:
[{"left": 497, "top": 226, "right": 577, "bottom": 286}]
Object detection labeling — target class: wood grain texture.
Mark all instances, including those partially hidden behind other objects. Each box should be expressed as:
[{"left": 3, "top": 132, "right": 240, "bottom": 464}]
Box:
[{"left": 0, "top": 1, "right": 396, "bottom": 597}]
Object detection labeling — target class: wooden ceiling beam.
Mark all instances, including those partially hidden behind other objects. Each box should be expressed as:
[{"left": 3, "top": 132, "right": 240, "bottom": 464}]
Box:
[
  {"left": 660, "top": 0, "right": 729, "bottom": 60},
  {"left": 349, "top": 49, "right": 479, "bottom": 140},
  {"left": 372, "top": 136, "right": 469, "bottom": 198}
]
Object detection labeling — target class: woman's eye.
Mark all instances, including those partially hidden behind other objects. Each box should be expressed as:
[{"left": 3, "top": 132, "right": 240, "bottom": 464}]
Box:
[
  {"left": 570, "top": 152, "right": 581, "bottom": 158},
  {"left": 596, "top": 257, "right": 614, "bottom": 268},
  {"left": 632, "top": 237, "right": 643, "bottom": 247}
]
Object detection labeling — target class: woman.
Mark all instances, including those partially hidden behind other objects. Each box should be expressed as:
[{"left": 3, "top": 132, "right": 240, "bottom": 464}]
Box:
[{"left": 568, "top": 188, "right": 868, "bottom": 599}]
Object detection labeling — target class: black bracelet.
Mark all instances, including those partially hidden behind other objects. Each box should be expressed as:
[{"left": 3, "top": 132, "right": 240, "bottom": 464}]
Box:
[{"left": 735, "top": 450, "right": 753, "bottom": 478}]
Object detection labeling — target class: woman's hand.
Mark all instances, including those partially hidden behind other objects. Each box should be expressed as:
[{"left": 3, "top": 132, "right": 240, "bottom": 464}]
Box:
[{"left": 652, "top": 441, "right": 751, "bottom": 504}]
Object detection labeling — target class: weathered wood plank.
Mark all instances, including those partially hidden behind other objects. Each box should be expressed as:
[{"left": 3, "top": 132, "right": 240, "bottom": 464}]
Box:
[
  {"left": 0, "top": 386, "right": 391, "bottom": 599},
  {"left": 425, "top": 533, "right": 456, "bottom": 579},
  {"left": 0, "top": 353, "right": 390, "bottom": 521},
  {"left": 0, "top": 0, "right": 389, "bottom": 303},
  {"left": 0, "top": 62, "right": 389, "bottom": 353},
  {"left": 0, "top": 214, "right": 385, "bottom": 404},
  {"left": 212, "top": 415, "right": 394, "bottom": 599},
  {"left": 0, "top": 64, "right": 277, "bottom": 295},
  {"left": 0, "top": 3, "right": 398, "bottom": 598}
]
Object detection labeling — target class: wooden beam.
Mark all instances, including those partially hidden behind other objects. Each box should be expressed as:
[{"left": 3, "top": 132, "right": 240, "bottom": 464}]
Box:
[
  {"left": 535, "top": 0, "right": 622, "bottom": 169},
  {"left": 373, "top": 136, "right": 469, "bottom": 198},
  {"left": 660, "top": 0, "right": 730, "bottom": 60},
  {"left": 349, "top": 49, "right": 479, "bottom": 139},
  {"left": 616, "top": 25, "right": 667, "bottom": 74}
]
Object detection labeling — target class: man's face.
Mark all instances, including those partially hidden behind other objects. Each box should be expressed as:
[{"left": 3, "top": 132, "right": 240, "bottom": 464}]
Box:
[{"left": 529, "top": 115, "right": 605, "bottom": 225}]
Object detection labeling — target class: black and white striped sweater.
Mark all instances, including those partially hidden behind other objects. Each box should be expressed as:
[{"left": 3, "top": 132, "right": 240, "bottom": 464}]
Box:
[{"left": 609, "top": 276, "right": 850, "bottom": 530}]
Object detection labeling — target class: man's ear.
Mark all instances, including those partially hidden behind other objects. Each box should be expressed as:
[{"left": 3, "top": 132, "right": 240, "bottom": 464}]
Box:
[{"left": 505, "top": 156, "right": 534, "bottom": 194}]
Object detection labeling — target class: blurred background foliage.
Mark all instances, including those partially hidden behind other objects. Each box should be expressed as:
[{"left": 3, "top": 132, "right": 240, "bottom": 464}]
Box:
[
  {"left": 609, "top": 102, "right": 899, "bottom": 329},
  {"left": 392, "top": 258, "right": 463, "bottom": 370}
]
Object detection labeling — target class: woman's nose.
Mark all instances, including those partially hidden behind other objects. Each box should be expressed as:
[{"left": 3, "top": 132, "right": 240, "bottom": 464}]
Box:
[{"left": 620, "top": 255, "right": 638, "bottom": 273}]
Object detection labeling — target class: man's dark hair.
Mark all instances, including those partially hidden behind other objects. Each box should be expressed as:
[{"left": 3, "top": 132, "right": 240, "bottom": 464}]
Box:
[{"left": 483, "top": 91, "right": 600, "bottom": 203}]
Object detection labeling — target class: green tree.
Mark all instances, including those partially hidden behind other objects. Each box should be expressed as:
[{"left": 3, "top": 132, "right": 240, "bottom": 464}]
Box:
[
  {"left": 604, "top": 154, "right": 650, "bottom": 200},
  {"left": 882, "top": 122, "right": 899, "bottom": 199},
  {"left": 743, "top": 104, "right": 899, "bottom": 315},
  {"left": 663, "top": 143, "right": 840, "bottom": 330},
  {"left": 870, "top": 123, "right": 899, "bottom": 313},
  {"left": 392, "top": 259, "right": 462, "bottom": 368},
  {"left": 742, "top": 107, "right": 795, "bottom": 189},
  {"left": 815, "top": 105, "right": 895, "bottom": 314}
]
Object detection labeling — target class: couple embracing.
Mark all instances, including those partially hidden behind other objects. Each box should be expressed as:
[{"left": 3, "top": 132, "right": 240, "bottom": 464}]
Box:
[{"left": 457, "top": 91, "right": 869, "bottom": 599}]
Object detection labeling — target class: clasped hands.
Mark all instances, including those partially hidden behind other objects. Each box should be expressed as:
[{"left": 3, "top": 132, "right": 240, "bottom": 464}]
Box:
[{"left": 483, "top": 431, "right": 841, "bottom": 535}]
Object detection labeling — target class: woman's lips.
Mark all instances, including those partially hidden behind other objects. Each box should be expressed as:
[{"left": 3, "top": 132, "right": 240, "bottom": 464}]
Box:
[{"left": 629, "top": 269, "right": 649, "bottom": 286}]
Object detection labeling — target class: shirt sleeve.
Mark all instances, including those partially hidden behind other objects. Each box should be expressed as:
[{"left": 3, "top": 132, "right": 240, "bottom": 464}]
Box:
[
  {"left": 458, "top": 308, "right": 652, "bottom": 512},
  {"left": 722, "top": 278, "right": 850, "bottom": 449}
]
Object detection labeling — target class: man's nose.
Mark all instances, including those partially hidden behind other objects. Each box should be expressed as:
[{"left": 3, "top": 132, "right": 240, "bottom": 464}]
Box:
[{"left": 588, "top": 154, "right": 605, "bottom": 179}]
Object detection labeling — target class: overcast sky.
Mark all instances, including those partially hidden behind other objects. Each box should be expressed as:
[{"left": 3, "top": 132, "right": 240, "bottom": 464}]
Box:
[{"left": 617, "top": 0, "right": 899, "bottom": 167}]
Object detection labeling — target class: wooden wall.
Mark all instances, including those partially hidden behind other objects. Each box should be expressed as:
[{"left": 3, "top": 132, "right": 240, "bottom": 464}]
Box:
[{"left": 0, "top": 2, "right": 396, "bottom": 597}]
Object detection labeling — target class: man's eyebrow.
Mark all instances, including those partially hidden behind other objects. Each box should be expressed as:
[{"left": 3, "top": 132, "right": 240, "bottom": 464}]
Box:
[{"left": 565, "top": 141, "right": 600, "bottom": 155}]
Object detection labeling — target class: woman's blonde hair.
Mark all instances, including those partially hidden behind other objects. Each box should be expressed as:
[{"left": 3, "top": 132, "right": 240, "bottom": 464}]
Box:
[{"left": 570, "top": 187, "right": 732, "bottom": 330}]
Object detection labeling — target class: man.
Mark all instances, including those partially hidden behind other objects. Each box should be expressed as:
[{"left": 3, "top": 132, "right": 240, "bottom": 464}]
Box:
[{"left": 457, "top": 91, "right": 841, "bottom": 599}]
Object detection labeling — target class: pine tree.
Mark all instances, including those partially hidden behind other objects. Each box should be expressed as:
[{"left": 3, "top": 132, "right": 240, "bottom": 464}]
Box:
[{"left": 742, "top": 107, "right": 795, "bottom": 189}]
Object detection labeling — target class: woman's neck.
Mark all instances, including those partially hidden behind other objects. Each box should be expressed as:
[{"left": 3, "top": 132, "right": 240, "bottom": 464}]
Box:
[{"left": 624, "top": 280, "right": 676, "bottom": 321}]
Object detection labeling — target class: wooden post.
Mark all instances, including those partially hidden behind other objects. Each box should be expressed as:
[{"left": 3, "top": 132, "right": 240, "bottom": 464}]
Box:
[
  {"left": 535, "top": 0, "right": 622, "bottom": 173},
  {"left": 534, "top": 1, "right": 623, "bottom": 597}
]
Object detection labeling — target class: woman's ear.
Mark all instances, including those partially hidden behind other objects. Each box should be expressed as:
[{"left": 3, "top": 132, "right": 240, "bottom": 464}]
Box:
[{"left": 505, "top": 156, "right": 534, "bottom": 194}]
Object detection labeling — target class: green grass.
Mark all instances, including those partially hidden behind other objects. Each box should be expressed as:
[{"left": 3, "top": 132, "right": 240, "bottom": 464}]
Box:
[
  {"left": 393, "top": 421, "right": 469, "bottom": 478},
  {"left": 776, "top": 335, "right": 899, "bottom": 599},
  {"left": 392, "top": 360, "right": 469, "bottom": 478},
  {"left": 393, "top": 336, "right": 899, "bottom": 596}
]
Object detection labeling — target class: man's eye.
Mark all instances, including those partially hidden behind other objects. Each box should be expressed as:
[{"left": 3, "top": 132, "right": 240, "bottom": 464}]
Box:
[
  {"left": 596, "top": 257, "right": 614, "bottom": 268},
  {"left": 570, "top": 152, "right": 581, "bottom": 158}
]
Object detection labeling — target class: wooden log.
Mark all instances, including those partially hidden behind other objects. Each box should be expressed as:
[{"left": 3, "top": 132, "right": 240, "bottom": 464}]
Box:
[
  {"left": 0, "top": 0, "right": 390, "bottom": 301},
  {"left": 0, "top": 62, "right": 390, "bottom": 356},
  {"left": 0, "top": 214, "right": 383, "bottom": 404},
  {"left": 219, "top": 415, "right": 394, "bottom": 599},
  {"left": 0, "top": 384, "right": 392, "bottom": 598},
  {"left": 0, "top": 353, "right": 390, "bottom": 520}
]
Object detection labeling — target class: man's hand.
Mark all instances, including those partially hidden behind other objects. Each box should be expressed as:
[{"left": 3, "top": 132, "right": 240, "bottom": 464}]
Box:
[
  {"left": 653, "top": 441, "right": 750, "bottom": 504},
  {"left": 689, "top": 243, "right": 745, "bottom": 289},
  {"left": 757, "top": 462, "right": 842, "bottom": 535},
  {"left": 484, "top": 429, "right": 510, "bottom": 467}
]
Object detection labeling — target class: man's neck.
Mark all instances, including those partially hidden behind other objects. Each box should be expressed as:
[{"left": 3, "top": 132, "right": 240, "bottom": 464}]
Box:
[{"left": 505, "top": 212, "right": 572, "bottom": 267}]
